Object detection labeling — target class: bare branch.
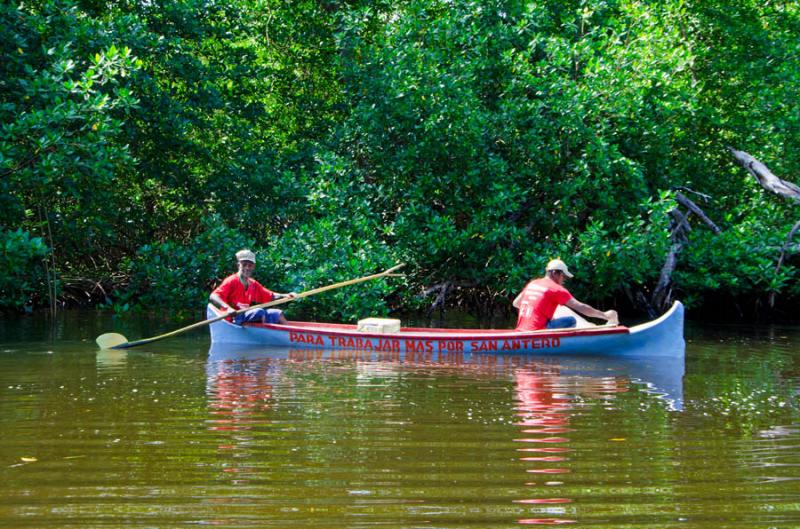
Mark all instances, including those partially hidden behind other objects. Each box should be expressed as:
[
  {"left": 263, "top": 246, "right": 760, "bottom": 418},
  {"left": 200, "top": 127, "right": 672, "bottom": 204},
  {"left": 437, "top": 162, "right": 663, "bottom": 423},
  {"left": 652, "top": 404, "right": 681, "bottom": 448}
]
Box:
[
  {"left": 729, "top": 147, "right": 800, "bottom": 203},
  {"left": 422, "top": 282, "right": 453, "bottom": 317},
  {"left": 651, "top": 241, "right": 684, "bottom": 313},
  {"left": 675, "top": 192, "right": 721, "bottom": 234},
  {"left": 775, "top": 219, "right": 800, "bottom": 274},
  {"left": 669, "top": 207, "right": 692, "bottom": 240},
  {"left": 672, "top": 186, "right": 713, "bottom": 202}
]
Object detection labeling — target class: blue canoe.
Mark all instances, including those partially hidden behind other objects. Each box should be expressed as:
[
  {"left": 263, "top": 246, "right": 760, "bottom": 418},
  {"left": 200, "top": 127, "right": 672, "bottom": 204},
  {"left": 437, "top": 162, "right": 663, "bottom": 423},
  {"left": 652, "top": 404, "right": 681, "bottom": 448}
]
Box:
[{"left": 207, "top": 301, "right": 685, "bottom": 358}]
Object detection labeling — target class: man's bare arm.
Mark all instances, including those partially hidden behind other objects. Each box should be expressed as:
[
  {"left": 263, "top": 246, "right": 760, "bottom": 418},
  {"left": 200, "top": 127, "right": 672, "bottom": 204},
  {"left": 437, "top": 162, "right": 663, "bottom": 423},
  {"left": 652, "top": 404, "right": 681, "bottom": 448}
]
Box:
[{"left": 565, "top": 298, "right": 618, "bottom": 325}]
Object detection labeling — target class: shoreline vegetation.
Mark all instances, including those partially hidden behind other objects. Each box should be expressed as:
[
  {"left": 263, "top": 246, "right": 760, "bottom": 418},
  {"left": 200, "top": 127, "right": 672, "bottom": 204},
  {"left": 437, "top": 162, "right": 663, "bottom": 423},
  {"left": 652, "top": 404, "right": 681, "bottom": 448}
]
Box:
[{"left": 1, "top": 0, "right": 798, "bottom": 323}]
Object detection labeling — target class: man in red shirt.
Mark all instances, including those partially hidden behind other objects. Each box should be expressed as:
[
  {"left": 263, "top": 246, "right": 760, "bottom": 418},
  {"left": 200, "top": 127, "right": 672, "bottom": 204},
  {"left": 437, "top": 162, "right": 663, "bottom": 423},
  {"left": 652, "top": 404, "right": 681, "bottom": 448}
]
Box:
[
  {"left": 513, "top": 259, "right": 618, "bottom": 331},
  {"left": 209, "top": 249, "right": 296, "bottom": 325}
]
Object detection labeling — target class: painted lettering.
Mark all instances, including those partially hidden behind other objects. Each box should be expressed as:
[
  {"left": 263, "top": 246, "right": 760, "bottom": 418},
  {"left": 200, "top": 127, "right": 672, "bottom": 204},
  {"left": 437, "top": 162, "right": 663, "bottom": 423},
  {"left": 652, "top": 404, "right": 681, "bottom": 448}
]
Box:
[
  {"left": 289, "top": 332, "right": 324, "bottom": 346},
  {"left": 471, "top": 340, "right": 498, "bottom": 352},
  {"left": 437, "top": 340, "right": 464, "bottom": 352},
  {"left": 377, "top": 339, "right": 400, "bottom": 351},
  {"left": 501, "top": 339, "right": 523, "bottom": 351},
  {"left": 405, "top": 340, "right": 433, "bottom": 353}
]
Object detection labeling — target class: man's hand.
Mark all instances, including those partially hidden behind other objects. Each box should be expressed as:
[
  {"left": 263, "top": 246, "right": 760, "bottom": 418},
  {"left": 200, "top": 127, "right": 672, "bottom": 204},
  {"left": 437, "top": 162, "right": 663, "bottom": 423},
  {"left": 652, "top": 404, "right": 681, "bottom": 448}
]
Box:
[
  {"left": 603, "top": 309, "right": 619, "bottom": 326},
  {"left": 276, "top": 292, "right": 298, "bottom": 300}
]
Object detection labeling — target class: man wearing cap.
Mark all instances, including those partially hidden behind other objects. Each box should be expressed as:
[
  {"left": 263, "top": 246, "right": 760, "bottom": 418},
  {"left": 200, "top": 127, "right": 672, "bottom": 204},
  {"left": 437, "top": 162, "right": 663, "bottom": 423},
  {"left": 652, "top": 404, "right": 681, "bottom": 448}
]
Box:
[
  {"left": 209, "top": 249, "right": 296, "bottom": 325},
  {"left": 513, "top": 259, "right": 618, "bottom": 331}
]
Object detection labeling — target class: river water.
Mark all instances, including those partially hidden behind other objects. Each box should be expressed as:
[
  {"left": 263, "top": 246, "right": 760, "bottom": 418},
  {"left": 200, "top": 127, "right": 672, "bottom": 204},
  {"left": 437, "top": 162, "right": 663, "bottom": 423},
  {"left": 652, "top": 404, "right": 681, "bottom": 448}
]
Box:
[{"left": 0, "top": 311, "right": 798, "bottom": 528}]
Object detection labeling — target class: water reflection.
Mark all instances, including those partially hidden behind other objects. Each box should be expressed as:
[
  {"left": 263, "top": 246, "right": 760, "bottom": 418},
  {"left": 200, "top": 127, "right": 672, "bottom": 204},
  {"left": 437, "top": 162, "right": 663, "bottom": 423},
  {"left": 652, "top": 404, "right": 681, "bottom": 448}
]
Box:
[
  {"left": 512, "top": 366, "right": 577, "bottom": 525},
  {"left": 502, "top": 353, "right": 683, "bottom": 525},
  {"left": 205, "top": 352, "right": 279, "bottom": 487},
  {"left": 9, "top": 315, "right": 800, "bottom": 528},
  {"left": 95, "top": 348, "right": 128, "bottom": 370},
  {"left": 511, "top": 365, "right": 646, "bottom": 525},
  {"left": 207, "top": 344, "right": 685, "bottom": 412},
  {"left": 203, "top": 344, "right": 686, "bottom": 526}
]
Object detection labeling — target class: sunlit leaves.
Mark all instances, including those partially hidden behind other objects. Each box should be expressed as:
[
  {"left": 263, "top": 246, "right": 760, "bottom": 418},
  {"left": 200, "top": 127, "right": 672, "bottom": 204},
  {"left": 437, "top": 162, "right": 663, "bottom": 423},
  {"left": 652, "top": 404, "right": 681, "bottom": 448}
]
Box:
[{"left": 1, "top": 0, "right": 798, "bottom": 316}]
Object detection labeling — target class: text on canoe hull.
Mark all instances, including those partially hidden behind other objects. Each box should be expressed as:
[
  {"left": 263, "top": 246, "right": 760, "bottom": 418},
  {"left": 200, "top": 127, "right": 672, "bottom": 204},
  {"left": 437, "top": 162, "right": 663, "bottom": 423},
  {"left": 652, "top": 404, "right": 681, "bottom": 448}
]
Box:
[{"left": 288, "top": 332, "right": 561, "bottom": 351}]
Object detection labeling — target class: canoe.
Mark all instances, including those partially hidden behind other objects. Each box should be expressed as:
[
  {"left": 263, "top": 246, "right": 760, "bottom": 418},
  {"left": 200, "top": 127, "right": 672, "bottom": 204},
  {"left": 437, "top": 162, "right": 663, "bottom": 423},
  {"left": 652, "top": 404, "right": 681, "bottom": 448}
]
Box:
[{"left": 207, "top": 300, "right": 684, "bottom": 358}]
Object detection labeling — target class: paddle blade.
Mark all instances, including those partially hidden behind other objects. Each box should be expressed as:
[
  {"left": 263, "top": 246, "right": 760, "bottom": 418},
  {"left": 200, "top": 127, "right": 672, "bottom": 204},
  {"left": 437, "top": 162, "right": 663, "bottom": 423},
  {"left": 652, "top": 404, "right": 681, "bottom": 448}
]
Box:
[{"left": 96, "top": 333, "right": 129, "bottom": 349}]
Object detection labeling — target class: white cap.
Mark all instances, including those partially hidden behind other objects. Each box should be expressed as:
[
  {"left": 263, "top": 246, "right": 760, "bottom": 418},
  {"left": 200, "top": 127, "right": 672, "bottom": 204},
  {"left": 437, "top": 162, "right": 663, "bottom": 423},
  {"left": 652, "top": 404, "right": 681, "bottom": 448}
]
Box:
[
  {"left": 546, "top": 258, "right": 573, "bottom": 278},
  {"left": 235, "top": 249, "right": 256, "bottom": 263}
]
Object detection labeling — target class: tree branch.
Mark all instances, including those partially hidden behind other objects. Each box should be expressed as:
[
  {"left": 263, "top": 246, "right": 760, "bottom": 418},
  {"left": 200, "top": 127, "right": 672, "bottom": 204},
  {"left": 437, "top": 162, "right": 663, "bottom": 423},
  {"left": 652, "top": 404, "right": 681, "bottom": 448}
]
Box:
[
  {"left": 775, "top": 219, "right": 800, "bottom": 275},
  {"left": 728, "top": 147, "right": 800, "bottom": 203},
  {"left": 672, "top": 186, "right": 713, "bottom": 202},
  {"left": 730, "top": 147, "right": 800, "bottom": 309},
  {"left": 422, "top": 281, "right": 453, "bottom": 317},
  {"left": 675, "top": 192, "right": 721, "bottom": 234}
]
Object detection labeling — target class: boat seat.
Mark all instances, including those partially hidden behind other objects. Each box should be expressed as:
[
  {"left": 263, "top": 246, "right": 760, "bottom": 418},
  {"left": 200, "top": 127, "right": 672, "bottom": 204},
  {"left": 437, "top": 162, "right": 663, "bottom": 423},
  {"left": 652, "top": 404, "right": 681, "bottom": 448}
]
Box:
[{"left": 553, "top": 304, "right": 596, "bottom": 329}]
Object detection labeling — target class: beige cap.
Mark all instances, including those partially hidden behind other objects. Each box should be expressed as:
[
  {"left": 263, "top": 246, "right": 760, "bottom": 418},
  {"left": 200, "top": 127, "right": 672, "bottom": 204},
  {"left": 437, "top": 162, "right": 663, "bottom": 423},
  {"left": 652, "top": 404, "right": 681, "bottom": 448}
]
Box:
[
  {"left": 546, "top": 258, "right": 573, "bottom": 278},
  {"left": 235, "top": 249, "right": 256, "bottom": 263}
]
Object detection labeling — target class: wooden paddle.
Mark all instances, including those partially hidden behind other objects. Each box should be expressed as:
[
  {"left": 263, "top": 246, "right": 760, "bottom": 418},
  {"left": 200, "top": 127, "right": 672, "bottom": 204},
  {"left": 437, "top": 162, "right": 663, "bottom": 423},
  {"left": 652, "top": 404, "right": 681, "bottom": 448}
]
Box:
[{"left": 96, "top": 263, "right": 405, "bottom": 350}]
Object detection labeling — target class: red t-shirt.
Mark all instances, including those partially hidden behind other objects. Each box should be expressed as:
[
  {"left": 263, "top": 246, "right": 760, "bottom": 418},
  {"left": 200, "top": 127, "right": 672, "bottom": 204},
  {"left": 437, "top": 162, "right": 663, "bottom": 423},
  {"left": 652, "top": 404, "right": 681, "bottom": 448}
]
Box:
[
  {"left": 212, "top": 274, "right": 275, "bottom": 310},
  {"left": 515, "top": 277, "right": 573, "bottom": 331}
]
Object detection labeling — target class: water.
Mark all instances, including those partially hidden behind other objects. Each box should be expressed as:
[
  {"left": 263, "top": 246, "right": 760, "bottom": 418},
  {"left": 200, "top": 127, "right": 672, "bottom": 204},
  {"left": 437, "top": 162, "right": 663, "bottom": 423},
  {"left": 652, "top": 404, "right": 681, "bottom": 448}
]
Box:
[{"left": 0, "top": 312, "right": 799, "bottom": 528}]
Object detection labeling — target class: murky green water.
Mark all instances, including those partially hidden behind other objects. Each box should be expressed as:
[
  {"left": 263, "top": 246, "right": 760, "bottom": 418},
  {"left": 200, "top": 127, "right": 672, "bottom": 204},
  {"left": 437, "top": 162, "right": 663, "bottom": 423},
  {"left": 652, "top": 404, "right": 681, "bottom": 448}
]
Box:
[{"left": 0, "top": 312, "right": 799, "bottom": 528}]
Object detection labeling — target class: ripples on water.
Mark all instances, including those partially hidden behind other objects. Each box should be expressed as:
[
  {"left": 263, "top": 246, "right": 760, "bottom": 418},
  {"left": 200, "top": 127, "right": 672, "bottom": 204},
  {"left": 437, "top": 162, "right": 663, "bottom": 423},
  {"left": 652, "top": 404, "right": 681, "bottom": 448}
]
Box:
[{"left": 0, "top": 317, "right": 798, "bottom": 527}]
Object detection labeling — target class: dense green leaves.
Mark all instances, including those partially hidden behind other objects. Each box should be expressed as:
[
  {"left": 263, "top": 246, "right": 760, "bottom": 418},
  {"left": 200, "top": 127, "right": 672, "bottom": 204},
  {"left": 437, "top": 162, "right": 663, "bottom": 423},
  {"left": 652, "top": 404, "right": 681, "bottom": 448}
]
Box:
[
  {"left": 331, "top": 0, "right": 704, "bottom": 304},
  {"left": 117, "top": 215, "right": 254, "bottom": 315},
  {"left": 0, "top": 0, "right": 798, "bottom": 318},
  {"left": 0, "top": 229, "right": 49, "bottom": 310}
]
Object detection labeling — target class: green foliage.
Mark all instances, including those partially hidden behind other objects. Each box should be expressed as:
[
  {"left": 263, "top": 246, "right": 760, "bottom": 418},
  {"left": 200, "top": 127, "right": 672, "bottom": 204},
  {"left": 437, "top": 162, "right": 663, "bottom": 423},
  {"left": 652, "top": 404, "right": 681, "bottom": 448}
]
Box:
[
  {"left": 677, "top": 198, "right": 799, "bottom": 307},
  {"left": 329, "top": 0, "right": 701, "bottom": 303},
  {"left": 261, "top": 222, "right": 400, "bottom": 323},
  {"left": 259, "top": 154, "right": 404, "bottom": 321},
  {"left": 0, "top": 0, "right": 139, "bottom": 309},
  {"left": 0, "top": 229, "right": 49, "bottom": 310},
  {"left": 1, "top": 0, "right": 799, "bottom": 318},
  {"left": 119, "top": 216, "right": 253, "bottom": 315},
  {"left": 687, "top": 0, "right": 800, "bottom": 185},
  {"left": 571, "top": 193, "right": 677, "bottom": 301}
]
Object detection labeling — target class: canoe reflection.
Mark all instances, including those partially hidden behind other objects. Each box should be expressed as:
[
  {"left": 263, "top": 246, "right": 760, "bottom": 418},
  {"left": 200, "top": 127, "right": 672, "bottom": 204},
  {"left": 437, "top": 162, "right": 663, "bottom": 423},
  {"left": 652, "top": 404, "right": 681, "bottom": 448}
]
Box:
[
  {"left": 205, "top": 344, "right": 684, "bottom": 516},
  {"left": 507, "top": 353, "right": 684, "bottom": 525},
  {"left": 207, "top": 344, "right": 684, "bottom": 412}
]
